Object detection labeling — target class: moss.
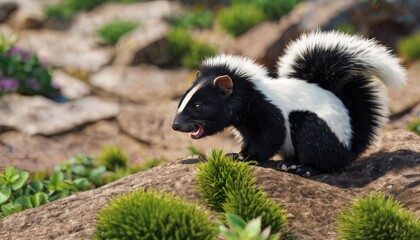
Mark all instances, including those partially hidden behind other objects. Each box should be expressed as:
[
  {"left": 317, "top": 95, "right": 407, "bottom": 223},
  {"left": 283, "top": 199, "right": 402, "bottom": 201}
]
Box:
[
  {"left": 96, "top": 21, "right": 138, "bottom": 46},
  {"left": 217, "top": 4, "right": 266, "bottom": 36},
  {"left": 196, "top": 149, "right": 255, "bottom": 212},
  {"left": 232, "top": 0, "right": 301, "bottom": 21},
  {"left": 197, "top": 149, "right": 288, "bottom": 234},
  {"left": 97, "top": 146, "right": 129, "bottom": 171},
  {"left": 95, "top": 189, "right": 216, "bottom": 240},
  {"left": 337, "top": 193, "right": 420, "bottom": 240},
  {"left": 166, "top": 9, "right": 214, "bottom": 29},
  {"left": 336, "top": 23, "right": 357, "bottom": 34},
  {"left": 407, "top": 118, "right": 420, "bottom": 135},
  {"left": 167, "top": 28, "right": 216, "bottom": 68},
  {"left": 397, "top": 33, "right": 420, "bottom": 61}
]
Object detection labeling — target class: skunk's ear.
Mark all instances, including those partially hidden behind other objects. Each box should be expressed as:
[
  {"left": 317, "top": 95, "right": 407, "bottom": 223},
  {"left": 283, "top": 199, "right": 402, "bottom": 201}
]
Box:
[
  {"left": 214, "top": 75, "right": 233, "bottom": 97},
  {"left": 196, "top": 71, "right": 201, "bottom": 78}
]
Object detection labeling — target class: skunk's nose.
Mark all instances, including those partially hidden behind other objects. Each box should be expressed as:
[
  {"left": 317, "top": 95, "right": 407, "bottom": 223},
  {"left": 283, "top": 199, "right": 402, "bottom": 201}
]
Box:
[{"left": 172, "top": 123, "right": 181, "bottom": 131}]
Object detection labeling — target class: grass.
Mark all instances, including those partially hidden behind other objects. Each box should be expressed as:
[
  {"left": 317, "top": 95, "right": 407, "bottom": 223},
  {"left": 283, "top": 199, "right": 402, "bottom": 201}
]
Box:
[
  {"left": 166, "top": 9, "right": 214, "bottom": 29},
  {"left": 217, "top": 4, "right": 266, "bottom": 37},
  {"left": 407, "top": 118, "right": 420, "bottom": 135},
  {"left": 96, "top": 21, "right": 139, "bottom": 46}
]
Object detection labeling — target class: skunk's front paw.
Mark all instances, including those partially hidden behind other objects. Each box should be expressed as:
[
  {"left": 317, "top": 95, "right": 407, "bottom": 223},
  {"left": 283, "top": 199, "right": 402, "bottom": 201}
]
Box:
[{"left": 225, "top": 152, "right": 245, "bottom": 161}]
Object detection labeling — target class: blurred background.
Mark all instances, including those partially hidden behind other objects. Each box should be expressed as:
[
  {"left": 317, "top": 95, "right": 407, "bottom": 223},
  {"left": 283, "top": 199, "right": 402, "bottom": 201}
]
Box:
[{"left": 0, "top": 0, "right": 419, "bottom": 174}]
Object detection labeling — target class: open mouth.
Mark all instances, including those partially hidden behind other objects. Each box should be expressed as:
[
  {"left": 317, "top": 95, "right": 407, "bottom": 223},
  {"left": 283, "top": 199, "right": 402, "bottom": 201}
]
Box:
[{"left": 189, "top": 125, "right": 204, "bottom": 139}]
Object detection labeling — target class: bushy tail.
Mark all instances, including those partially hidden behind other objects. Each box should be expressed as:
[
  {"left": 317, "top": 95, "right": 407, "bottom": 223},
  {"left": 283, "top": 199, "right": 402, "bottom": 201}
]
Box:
[{"left": 277, "top": 31, "right": 406, "bottom": 156}]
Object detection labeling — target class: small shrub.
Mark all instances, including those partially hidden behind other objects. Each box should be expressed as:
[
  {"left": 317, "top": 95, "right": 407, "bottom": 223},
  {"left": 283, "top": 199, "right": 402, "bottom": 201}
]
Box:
[
  {"left": 219, "top": 213, "right": 281, "bottom": 240},
  {"left": 95, "top": 189, "right": 216, "bottom": 240},
  {"left": 44, "top": 0, "right": 108, "bottom": 20},
  {"left": 166, "top": 9, "right": 214, "bottom": 29},
  {"left": 232, "top": 0, "right": 301, "bottom": 20},
  {"left": 337, "top": 193, "right": 420, "bottom": 240},
  {"left": 96, "top": 21, "right": 138, "bottom": 46},
  {"left": 97, "top": 146, "right": 129, "bottom": 171},
  {"left": 398, "top": 33, "right": 420, "bottom": 61},
  {"left": 407, "top": 118, "right": 420, "bottom": 135},
  {"left": 217, "top": 4, "right": 266, "bottom": 36},
  {"left": 223, "top": 182, "right": 288, "bottom": 234},
  {"left": 0, "top": 36, "right": 60, "bottom": 98},
  {"left": 196, "top": 149, "right": 255, "bottom": 212},
  {"left": 167, "top": 28, "right": 216, "bottom": 68}
]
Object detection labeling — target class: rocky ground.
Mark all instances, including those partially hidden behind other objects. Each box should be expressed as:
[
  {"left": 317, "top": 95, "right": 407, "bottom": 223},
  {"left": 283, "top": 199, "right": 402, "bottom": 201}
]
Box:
[{"left": 0, "top": 0, "right": 419, "bottom": 239}]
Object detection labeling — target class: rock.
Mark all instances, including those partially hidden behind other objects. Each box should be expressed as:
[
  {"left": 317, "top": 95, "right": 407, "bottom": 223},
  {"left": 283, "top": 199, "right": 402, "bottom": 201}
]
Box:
[
  {"left": 117, "top": 102, "right": 239, "bottom": 159},
  {"left": 114, "top": 21, "right": 171, "bottom": 66},
  {"left": 7, "top": 0, "right": 47, "bottom": 29},
  {"left": 0, "top": 95, "right": 120, "bottom": 135},
  {"left": 90, "top": 65, "right": 192, "bottom": 103},
  {"left": 389, "top": 103, "right": 420, "bottom": 129},
  {"left": 0, "top": 132, "right": 68, "bottom": 172},
  {"left": 0, "top": 121, "right": 149, "bottom": 172},
  {"left": 71, "top": 1, "right": 177, "bottom": 37},
  {"left": 52, "top": 70, "right": 91, "bottom": 99},
  {"left": 16, "top": 30, "right": 112, "bottom": 73},
  {"left": 0, "top": 2, "right": 18, "bottom": 23},
  {"left": 0, "top": 130, "right": 418, "bottom": 239},
  {"left": 234, "top": 0, "right": 358, "bottom": 70}
]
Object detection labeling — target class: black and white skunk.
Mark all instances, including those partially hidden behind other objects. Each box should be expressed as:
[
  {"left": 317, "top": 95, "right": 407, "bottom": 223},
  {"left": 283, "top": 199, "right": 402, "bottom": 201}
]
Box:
[{"left": 172, "top": 31, "right": 406, "bottom": 176}]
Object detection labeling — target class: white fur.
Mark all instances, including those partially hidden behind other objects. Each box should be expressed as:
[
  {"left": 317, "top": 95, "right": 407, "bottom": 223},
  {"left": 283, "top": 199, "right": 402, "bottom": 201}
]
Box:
[
  {"left": 177, "top": 82, "right": 204, "bottom": 114},
  {"left": 277, "top": 31, "right": 406, "bottom": 88}
]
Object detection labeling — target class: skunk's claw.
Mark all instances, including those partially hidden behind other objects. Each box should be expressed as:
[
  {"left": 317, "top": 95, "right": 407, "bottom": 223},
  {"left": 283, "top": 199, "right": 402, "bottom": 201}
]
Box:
[
  {"left": 277, "top": 158, "right": 320, "bottom": 177},
  {"left": 225, "top": 152, "right": 244, "bottom": 161}
]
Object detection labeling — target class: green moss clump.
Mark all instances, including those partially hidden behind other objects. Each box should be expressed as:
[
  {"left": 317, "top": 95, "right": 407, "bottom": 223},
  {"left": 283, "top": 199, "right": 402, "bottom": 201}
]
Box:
[
  {"left": 96, "top": 21, "right": 138, "bottom": 46},
  {"left": 167, "top": 28, "right": 216, "bottom": 68},
  {"left": 97, "top": 146, "right": 129, "bottom": 171},
  {"left": 407, "top": 118, "right": 420, "bottom": 135},
  {"left": 233, "top": 0, "right": 301, "bottom": 21},
  {"left": 398, "top": 33, "right": 420, "bottom": 61},
  {"left": 217, "top": 5, "right": 266, "bottom": 37},
  {"left": 196, "top": 149, "right": 255, "bottom": 212},
  {"left": 336, "top": 23, "right": 357, "bottom": 34},
  {"left": 95, "top": 189, "right": 216, "bottom": 240},
  {"left": 167, "top": 9, "right": 214, "bottom": 29},
  {"left": 223, "top": 181, "right": 288, "bottom": 234},
  {"left": 197, "top": 149, "right": 288, "bottom": 234},
  {"left": 337, "top": 193, "right": 420, "bottom": 240}
]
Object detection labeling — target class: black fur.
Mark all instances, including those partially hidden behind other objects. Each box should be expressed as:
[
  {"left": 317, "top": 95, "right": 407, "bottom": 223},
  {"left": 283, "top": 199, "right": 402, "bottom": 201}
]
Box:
[{"left": 288, "top": 111, "right": 354, "bottom": 173}]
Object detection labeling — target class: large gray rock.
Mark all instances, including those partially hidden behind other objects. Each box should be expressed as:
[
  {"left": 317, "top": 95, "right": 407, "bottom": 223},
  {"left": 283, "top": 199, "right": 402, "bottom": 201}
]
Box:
[
  {"left": 0, "top": 130, "right": 418, "bottom": 240},
  {"left": 90, "top": 65, "right": 192, "bottom": 103},
  {"left": 0, "top": 95, "right": 120, "bottom": 135},
  {"left": 16, "top": 30, "right": 113, "bottom": 72},
  {"left": 5, "top": 0, "right": 58, "bottom": 29},
  {"left": 52, "top": 70, "right": 91, "bottom": 99}
]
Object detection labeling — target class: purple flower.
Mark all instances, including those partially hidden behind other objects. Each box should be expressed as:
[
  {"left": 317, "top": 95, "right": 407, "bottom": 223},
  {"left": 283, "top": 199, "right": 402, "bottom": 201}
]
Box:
[
  {"left": 6, "top": 46, "right": 33, "bottom": 62},
  {"left": 0, "top": 77, "right": 19, "bottom": 92}
]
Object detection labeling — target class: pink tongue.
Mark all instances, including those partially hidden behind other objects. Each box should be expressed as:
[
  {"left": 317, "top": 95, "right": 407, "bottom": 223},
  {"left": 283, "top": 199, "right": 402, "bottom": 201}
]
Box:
[{"left": 189, "top": 126, "right": 204, "bottom": 139}]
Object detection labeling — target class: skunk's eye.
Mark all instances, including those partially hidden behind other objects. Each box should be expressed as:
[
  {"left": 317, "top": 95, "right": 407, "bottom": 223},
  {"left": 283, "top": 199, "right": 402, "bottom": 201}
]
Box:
[{"left": 193, "top": 103, "right": 202, "bottom": 111}]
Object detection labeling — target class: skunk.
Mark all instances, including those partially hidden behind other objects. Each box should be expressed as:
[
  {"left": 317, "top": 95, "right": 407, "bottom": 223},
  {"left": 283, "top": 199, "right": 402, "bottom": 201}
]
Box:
[{"left": 172, "top": 31, "right": 406, "bottom": 176}]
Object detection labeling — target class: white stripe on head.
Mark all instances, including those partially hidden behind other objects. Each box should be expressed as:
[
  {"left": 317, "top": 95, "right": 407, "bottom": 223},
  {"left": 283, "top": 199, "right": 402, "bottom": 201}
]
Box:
[{"left": 177, "top": 82, "right": 204, "bottom": 114}]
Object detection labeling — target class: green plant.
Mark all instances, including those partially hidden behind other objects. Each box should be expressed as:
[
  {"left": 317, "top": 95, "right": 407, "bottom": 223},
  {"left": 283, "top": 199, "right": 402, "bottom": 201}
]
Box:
[
  {"left": 196, "top": 149, "right": 255, "bottom": 212},
  {"left": 0, "top": 39, "right": 60, "bottom": 98},
  {"left": 398, "top": 33, "right": 420, "bottom": 61},
  {"left": 337, "top": 193, "right": 420, "bottom": 240},
  {"left": 44, "top": 0, "right": 108, "bottom": 20},
  {"left": 96, "top": 21, "right": 138, "bottom": 46},
  {"left": 217, "top": 4, "right": 266, "bottom": 36},
  {"left": 232, "top": 0, "right": 301, "bottom": 20},
  {"left": 167, "top": 28, "right": 216, "bottom": 68},
  {"left": 223, "top": 181, "right": 288, "bottom": 234},
  {"left": 407, "top": 118, "right": 420, "bottom": 135},
  {"left": 97, "top": 146, "right": 129, "bottom": 171},
  {"left": 219, "top": 213, "right": 280, "bottom": 240},
  {"left": 336, "top": 23, "right": 357, "bottom": 34},
  {"left": 166, "top": 9, "right": 214, "bottom": 29},
  {"left": 95, "top": 189, "right": 216, "bottom": 240},
  {"left": 0, "top": 167, "right": 29, "bottom": 205}
]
